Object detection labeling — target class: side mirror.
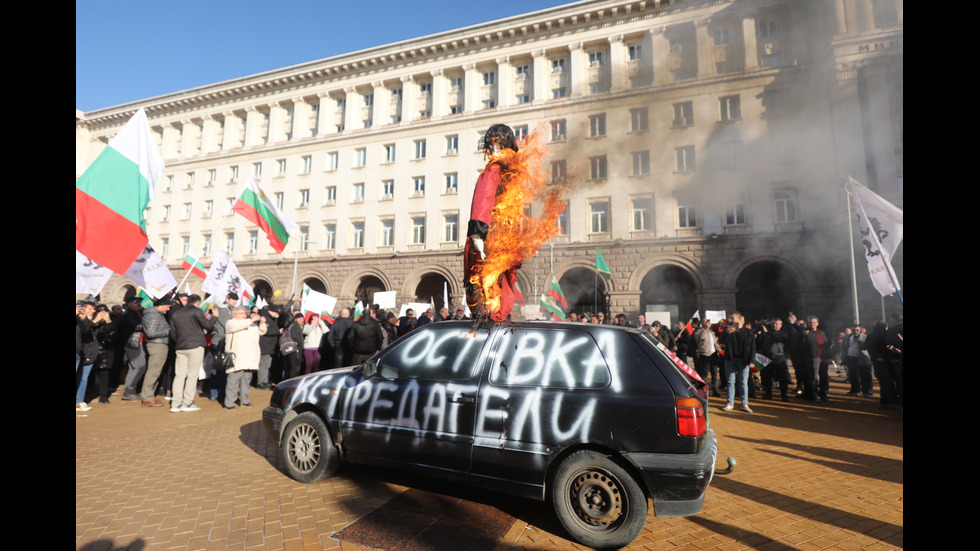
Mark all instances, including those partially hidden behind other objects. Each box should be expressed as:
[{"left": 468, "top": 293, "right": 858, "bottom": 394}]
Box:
[{"left": 362, "top": 360, "right": 378, "bottom": 379}]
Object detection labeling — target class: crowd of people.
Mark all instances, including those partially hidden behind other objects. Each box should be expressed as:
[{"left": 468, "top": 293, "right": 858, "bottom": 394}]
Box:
[{"left": 76, "top": 295, "right": 903, "bottom": 415}]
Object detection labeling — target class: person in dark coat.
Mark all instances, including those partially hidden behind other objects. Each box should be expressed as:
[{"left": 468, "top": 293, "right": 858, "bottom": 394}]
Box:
[
  {"left": 329, "top": 308, "right": 354, "bottom": 368},
  {"left": 347, "top": 307, "right": 384, "bottom": 365},
  {"left": 168, "top": 294, "right": 217, "bottom": 412},
  {"left": 722, "top": 311, "right": 756, "bottom": 413}
]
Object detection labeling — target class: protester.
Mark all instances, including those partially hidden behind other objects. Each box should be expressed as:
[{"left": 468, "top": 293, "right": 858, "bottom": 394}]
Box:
[
  {"left": 168, "top": 294, "right": 217, "bottom": 412},
  {"left": 139, "top": 296, "right": 173, "bottom": 407},
  {"left": 77, "top": 301, "right": 111, "bottom": 412},
  {"left": 222, "top": 306, "right": 266, "bottom": 409},
  {"left": 302, "top": 313, "right": 329, "bottom": 374}
]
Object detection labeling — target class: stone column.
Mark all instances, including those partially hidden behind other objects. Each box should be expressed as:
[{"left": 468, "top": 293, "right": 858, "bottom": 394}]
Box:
[
  {"left": 431, "top": 69, "right": 446, "bottom": 119},
  {"left": 695, "top": 19, "right": 714, "bottom": 78},
  {"left": 315, "top": 93, "right": 332, "bottom": 136},
  {"left": 569, "top": 42, "right": 585, "bottom": 97},
  {"left": 243, "top": 107, "right": 262, "bottom": 147},
  {"left": 495, "top": 56, "right": 510, "bottom": 108},
  {"left": 742, "top": 11, "right": 760, "bottom": 71},
  {"left": 652, "top": 27, "right": 669, "bottom": 85},
  {"left": 161, "top": 123, "right": 180, "bottom": 159},
  {"left": 268, "top": 102, "right": 287, "bottom": 143},
  {"left": 292, "top": 97, "right": 312, "bottom": 140},
  {"left": 200, "top": 115, "right": 220, "bottom": 154},
  {"left": 400, "top": 75, "right": 416, "bottom": 123},
  {"left": 608, "top": 34, "right": 625, "bottom": 92},
  {"left": 531, "top": 50, "right": 548, "bottom": 103},
  {"left": 372, "top": 82, "right": 387, "bottom": 128},
  {"left": 343, "top": 87, "right": 359, "bottom": 132},
  {"left": 221, "top": 111, "right": 238, "bottom": 151},
  {"left": 463, "top": 63, "right": 479, "bottom": 113}
]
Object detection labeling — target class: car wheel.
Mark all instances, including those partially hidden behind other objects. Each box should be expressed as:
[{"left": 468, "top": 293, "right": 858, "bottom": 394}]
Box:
[
  {"left": 551, "top": 450, "right": 648, "bottom": 550},
  {"left": 281, "top": 412, "right": 339, "bottom": 483}
]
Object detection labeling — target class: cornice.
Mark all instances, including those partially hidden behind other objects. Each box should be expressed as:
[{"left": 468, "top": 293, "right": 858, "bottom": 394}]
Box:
[{"left": 78, "top": 0, "right": 712, "bottom": 129}]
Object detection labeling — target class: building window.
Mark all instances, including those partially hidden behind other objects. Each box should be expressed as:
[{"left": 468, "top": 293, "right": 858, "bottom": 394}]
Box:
[
  {"left": 516, "top": 64, "right": 530, "bottom": 79},
  {"left": 551, "top": 58, "right": 566, "bottom": 73},
  {"left": 632, "top": 151, "right": 651, "bottom": 176},
  {"left": 276, "top": 159, "right": 286, "bottom": 177},
  {"left": 551, "top": 160, "right": 567, "bottom": 183},
  {"left": 323, "top": 224, "right": 336, "bottom": 250},
  {"left": 720, "top": 95, "right": 741, "bottom": 121},
  {"left": 248, "top": 231, "right": 259, "bottom": 254},
  {"left": 203, "top": 200, "right": 213, "bottom": 218},
  {"left": 628, "top": 44, "right": 642, "bottom": 60},
  {"left": 185, "top": 172, "right": 194, "bottom": 189},
  {"left": 166, "top": 175, "right": 174, "bottom": 191},
  {"left": 482, "top": 99, "right": 496, "bottom": 109},
  {"left": 301, "top": 156, "right": 312, "bottom": 174},
  {"left": 517, "top": 94, "right": 530, "bottom": 104},
  {"left": 590, "top": 156, "right": 608, "bottom": 180},
  {"left": 445, "top": 173, "right": 458, "bottom": 194},
  {"left": 759, "top": 19, "right": 778, "bottom": 38},
  {"left": 514, "top": 125, "right": 529, "bottom": 140},
  {"left": 160, "top": 237, "right": 169, "bottom": 259},
  {"left": 712, "top": 28, "right": 731, "bottom": 46},
  {"left": 774, "top": 189, "right": 798, "bottom": 222},
  {"left": 162, "top": 205, "right": 171, "bottom": 221},
  {"left": 230, "top": 165, "right": 238, "bottom": 182},
  {"left": 298, "top": 189, "right": 310, "bottom": 207},
  {"left": 299, "top": 226, "right": 310, "bottom": 251},
  {"left": 449, "top": 76, "right": 463, "bottom": 92},
  {"left": 182, "top": 203, "right": 192, "bottom": 220},
  {"left": 201, "top": 234, "right": 211, "bottom": 257},
  {"left": 632, "top": 197, "right": 653, "bottom": 231},
  {"left": 720, "top": 141, "right": 743, "bottom": 169},
  {"left": 383, "top": 144, "right": 395, "bottom": 163},
  {"left": 589, "top": 114, "right": 606, "bottom": 137},
  {"left": 414, "top": 139, "right": 426, "bottom": 159},
  {"left": 445, "top": 135, "right": 458, "bottom": 155},
  {"left": 226, "top": 198, "right": 235, "bottom": 214},
  {"left": 225, "top": 232, "right": 235, "bottom": 254},
  {"left": 419, "top": 82, "right": 432, "bottom": 96},
  {"left": 630, "top": 108, "right": 649, "bottom": 132},
  {"left": 678, "top": 202, "right": 698, "bottom": 228},
  {"left": 207, "top": 169, "right": 216, "bottom": 186},
  {"left": 324, "top": 186, "right": 337, "bottom": 205},
  {"left": 350, "top": 222, "right": 364, "bottom": 248},
  {"left": 482, "top": 71, "right": 495, "bottom": 86},
  {"left": 274, "top": 192, "right": 284, "bottom": 210},
  {"left": 550, "top": 119, "right": 566, "bottom": 142},
  {"left": 354, "top": 148, "right": 366, "bottom": 167},
  {"left": 588, "top": 51, "right": 604, "bottom": 67},
  {"left": 590, "top": 202, "right": 610, "bottom": 234},
  {"left": 726, "top": 203, "right": 747, "bottom": 226},
  {"left": 412, "top": 216, "right": 426, "bottom": 244},
  {"left": 443, "top": 214, "right": 459, "bottom": 243},
  {"left": 413, "top": 176, "right": 425, "bottom": 197},
  {"left": 181, "top": 236, "right": 190, "bottom": 257},
  {"left": 556, "top": 204, "right": 569, "bottom": 235},
  {"left": 673, "top": 102, "right": 694, "bottom": 126},
  {"left": 352, "top": 183, "right": 365, "bottom": 203},
  {"left": 327, "top": 152, "right": 339, "bottom": 171},
  {"left": 380, "top": 219, "right": 394, "bottom": 246},
  {"left": 382, "top": 180, "right": 394, "bottom": 200},
  {"left": 552, "top": 88, "right": 567, "bottom": 99},
  {"left": 676, "top": 146, "right": 696, "bottom": 171}
]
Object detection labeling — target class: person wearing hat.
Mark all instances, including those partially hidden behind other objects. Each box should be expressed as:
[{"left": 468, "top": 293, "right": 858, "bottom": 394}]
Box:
[{"left": 139, "top": 296, "right": 173, "bottom": 407}]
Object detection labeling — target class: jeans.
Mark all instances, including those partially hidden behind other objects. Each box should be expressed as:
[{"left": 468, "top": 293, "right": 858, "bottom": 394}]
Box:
[
  {"left": 726, "top": 360, "right": 750, "bottom": 407},
  {"left": 76, "top": 358, "right": 94, "bottom": 405}
]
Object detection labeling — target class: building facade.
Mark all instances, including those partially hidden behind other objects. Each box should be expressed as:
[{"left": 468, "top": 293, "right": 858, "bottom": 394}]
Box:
[{"left": 76, "top": 0, "right": 903, "bottom": 328}]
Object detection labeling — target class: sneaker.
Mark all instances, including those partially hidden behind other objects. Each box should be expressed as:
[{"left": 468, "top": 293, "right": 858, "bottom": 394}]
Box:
[
  {"left": 722, "top": 404, "right": 734, "bottom": 412},
  {"left": 164, "top": 392, "right": 173, "bottom": 401},
  {"left": 76, "top": 402, "right": 92, "bottom": 412},
  {"left": 170, "top": 403, "right": 184, "bottom": 413},
  {"left": 239, "top": 402, "right": 253, "bottom": 407},
  {"left": 182, "top": 403, "right": 202, "bottom": 412},
  {"left": 222, "top": 404, "right": 237, "bottom": 410},
  {"left": 741, "top": 404, "right": 754, "bottom": 413},
  {"left": 121, "top": 393, "right": 139, "bottom": 401},
  {"left": 97, "top": 398, "right": 110, "bottom": 404}
]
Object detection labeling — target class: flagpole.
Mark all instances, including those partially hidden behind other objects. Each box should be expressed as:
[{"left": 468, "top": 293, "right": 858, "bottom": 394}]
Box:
[
  {"left": 844, "top": 179, "right": 860, "bottom": 324},
  {"left": 291, "top": 248, "right": 298, "bottom": 297},
  {"left": 175, "top": 269, "right": 192, "bottom": 296}
]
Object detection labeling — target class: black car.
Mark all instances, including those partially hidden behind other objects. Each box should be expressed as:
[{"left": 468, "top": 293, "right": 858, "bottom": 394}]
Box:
[{"left": 263, "top": 320, "right": 717, "bottom": 549}]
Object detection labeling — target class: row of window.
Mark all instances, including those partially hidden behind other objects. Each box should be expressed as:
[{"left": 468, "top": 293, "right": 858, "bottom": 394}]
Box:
[
  {"left": 163, "top": 94, "right": 747, "bottom": 191},
  {"left": 157, "top": 188, "right": 800, "bottom": 261}
]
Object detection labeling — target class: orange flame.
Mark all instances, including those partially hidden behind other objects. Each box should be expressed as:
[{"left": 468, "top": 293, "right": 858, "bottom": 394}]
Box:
[{"left": 470, "top": 128, "right": 569, "bottom": 316}]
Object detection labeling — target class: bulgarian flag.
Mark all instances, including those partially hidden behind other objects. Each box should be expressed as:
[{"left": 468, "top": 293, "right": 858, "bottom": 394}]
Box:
[
  {"left": 353, "top": 301, "right": 364, "bottom": 322},
  {"left": 76, "top": 108, "right": 164, "bottom": 274},
  {"left": 549, "top": 275, "right": 568, "bottom": 309},
  {"left": 751, "top": 353, "right": 771, "bottom": 373},
  {"left": 182, "top": 251, "right": 207, "bottom": 279},
  {"left": 540, "top": 295, "right": 566, "bottom": 321},
  {"left": 684, "top": 311, "right": 700, "bottom": 335},
  {"left": 231, "top": 178, "right": 298, "bottom": 253}
]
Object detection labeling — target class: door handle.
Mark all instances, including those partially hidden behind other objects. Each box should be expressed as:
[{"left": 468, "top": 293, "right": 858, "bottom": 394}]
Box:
[{"left": 451, "top": 394, "right": 475, "bottom": 404}]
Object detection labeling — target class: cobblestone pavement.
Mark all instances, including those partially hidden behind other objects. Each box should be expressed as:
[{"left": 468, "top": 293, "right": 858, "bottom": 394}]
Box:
[{"left": 76, "top": 380, "right": 902, "bottom": 551}]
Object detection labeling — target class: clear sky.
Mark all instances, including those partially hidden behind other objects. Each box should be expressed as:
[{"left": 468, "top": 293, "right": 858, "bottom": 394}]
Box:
[{"left": 76, "top": 0, "right": 576, "bottom": 112}]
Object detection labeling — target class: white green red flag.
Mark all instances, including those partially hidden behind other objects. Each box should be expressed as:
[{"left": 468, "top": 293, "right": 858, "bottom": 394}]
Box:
[
  {"left": 353, "top": 301, "right": 364, "bottom": 322},
  {"left": 539, "top": 295, "right": 566, "bottom": 321},
  {"left": 231, "top": 178, "right": 298, "bottom": 254},
  {"left": 752, "top": 353, "right": 771, "bottom": 372},
  {"left": 201, "top": 249, "right": 255, "bottom": 305},
  {"left": 549, "top": 275, "right": 568, "bottom": 309},
  {"left": 76, "top": 108, "right": 164, "bottom": 274},
  {"left": 684, "top": 311, "right": 700, "bottom": 335},
  {"left": 182, "top": 251, "right": 207, "bottom": 279}
]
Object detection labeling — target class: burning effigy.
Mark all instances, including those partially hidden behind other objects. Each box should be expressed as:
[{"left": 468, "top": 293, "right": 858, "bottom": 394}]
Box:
[{"left": 465, "top": 124, "right": 569, "bottom": 320}]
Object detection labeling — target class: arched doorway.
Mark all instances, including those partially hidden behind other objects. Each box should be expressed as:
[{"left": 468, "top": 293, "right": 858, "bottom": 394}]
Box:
[
  {"left": 639, "top": 266, "right": 698, "bottom": 327},
  {"left": 735, "top": 261, "right": 800, "bottom": 323},
  {"left": 303, "top": 277, "right": 327, "bottom": 294},
  {"left": 355, "top": 275, "right": 386, "bottom": 306},
  {"left": 252, "top": 279, "right": 274, "bottom": 303},
  {"left": 415, "top": 273, "right": 450, "bottom": 311},
  {"left": 559, "top": 267, "right": 608, "bottom": 317}
]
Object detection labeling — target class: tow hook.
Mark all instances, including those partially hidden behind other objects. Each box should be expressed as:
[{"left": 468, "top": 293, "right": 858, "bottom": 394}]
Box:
[{"left": 715, "top": 457, "right": 736, "bottom": 475}]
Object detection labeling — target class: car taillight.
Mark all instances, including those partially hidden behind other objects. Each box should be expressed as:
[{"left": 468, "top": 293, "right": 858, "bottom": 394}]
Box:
[{"left": 675, "top": 397, "right": 706, "bottom": 437}]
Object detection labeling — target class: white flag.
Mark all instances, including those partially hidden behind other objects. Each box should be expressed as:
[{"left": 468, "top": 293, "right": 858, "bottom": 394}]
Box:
[
  {"left": 849, "top": 177, "right": 903, "bottom": 297},
  {"left": 124, "top": 245, "right": 178, "bottom": 299},
  {"left": 302, "top": 284, "right": 337, "bottom": 317},
  {"left": 202, "top": 249, "right": 255, "bottom": 304},
  {"left": 76, "top": 250, "right": 115, "bottom": 297}
]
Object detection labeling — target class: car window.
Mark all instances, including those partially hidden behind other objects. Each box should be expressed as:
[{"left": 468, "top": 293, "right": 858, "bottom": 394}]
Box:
[
  {"left": 377, "top": 325, "right": 489, "bottom": 381},
  {"left": 489, "top": 327, "right": 611, "bottom": 388}
]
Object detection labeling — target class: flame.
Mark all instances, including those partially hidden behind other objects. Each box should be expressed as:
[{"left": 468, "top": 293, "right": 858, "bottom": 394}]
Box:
[{"left": 470, "top": 128, "right": 569, "bottom": 316}]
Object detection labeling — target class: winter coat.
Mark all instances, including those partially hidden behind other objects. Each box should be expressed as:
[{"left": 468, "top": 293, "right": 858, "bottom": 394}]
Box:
[{"left": 223, "top": 318, "right": 264, "bottom": 373}]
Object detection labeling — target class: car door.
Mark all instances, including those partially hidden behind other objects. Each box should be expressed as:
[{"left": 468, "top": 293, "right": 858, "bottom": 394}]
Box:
[{"left": 339, "top": 322, "right": 490, "bottom": 473}]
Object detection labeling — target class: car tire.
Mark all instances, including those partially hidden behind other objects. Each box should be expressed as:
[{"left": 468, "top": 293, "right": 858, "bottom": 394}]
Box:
[
  {"left": 551, "top": 450, "right": 648, "bottom": 550},
  {"left": 281, "top": 412, "right": 339, "bottom": 483}
]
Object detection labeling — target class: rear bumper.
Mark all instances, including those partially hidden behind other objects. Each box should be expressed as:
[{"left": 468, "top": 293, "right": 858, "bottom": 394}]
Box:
[{"left": 621, "top": 429, "right": 718, "bottom": 517}]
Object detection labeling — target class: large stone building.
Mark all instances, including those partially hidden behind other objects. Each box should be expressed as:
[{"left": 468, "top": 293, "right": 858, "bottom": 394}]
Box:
[{"left": 76, "top": 0, "right": 903, "bottom": 328}]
